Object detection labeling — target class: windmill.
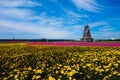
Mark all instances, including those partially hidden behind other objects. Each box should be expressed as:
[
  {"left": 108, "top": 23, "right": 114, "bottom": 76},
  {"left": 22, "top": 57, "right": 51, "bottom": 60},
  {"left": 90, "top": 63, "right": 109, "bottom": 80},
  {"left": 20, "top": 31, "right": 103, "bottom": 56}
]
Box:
[
  {"left": 80, "top": 25, "right": 94, "bottom": 42},
  {"left": 80, "top": 14, "right": 94, "bottom": 42}
]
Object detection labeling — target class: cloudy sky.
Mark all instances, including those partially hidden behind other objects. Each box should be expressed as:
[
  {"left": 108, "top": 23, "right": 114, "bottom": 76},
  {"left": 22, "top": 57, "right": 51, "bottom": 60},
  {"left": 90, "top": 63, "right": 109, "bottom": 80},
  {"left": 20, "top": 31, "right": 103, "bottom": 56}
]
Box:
[{"left": 0, "top": 0, "right": 120, "bottom": 40}]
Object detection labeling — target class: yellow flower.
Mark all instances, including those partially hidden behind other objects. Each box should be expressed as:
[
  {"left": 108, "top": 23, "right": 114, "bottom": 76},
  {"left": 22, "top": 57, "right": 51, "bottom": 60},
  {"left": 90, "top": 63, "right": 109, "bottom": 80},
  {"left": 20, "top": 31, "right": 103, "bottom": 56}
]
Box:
[
  {"left": 99, "top": 69, "right": 104, "bottom": 73},
  {"left": 58, "top": 64, "right": 62, "bottom": 67},
  {"left": 93, "top": 58, "right": 98, "bottom": 61},
  {"left": 87, "top": 75, "right": 90, "bottom": 78},
  {"left": 3, "top": 77, "right": 7, "bottom": 80},
  {"left": 114, "top": 63, "right": 119, "bottom": 67},
  {"left": 56, "top": 70, "right": 59, "bottom": 74},
  {"left": 86, "top": 63, "right": 92, "bottom": 67},
  {"left": 118, "top": 73, "right": 120, "bottom": 76},
  {"left": 64, "top": 65, "right": 70, "bottom": 69},
  {"left": 28, "top": 66, "right": 32, "bottom": 70},
  {"left": 17, "top": 71, "right": 20, "bottom": 74},
  {"left": 36, "top": 69, "right": 42, "bottom": 74},
  {"left": 118, "top": 60, "right": 120, "bottom": 63},
  {"left": 105, "top": 69, "right": 109, "bottom": 72},
  {"left": 103, "top": 65, "right": 109, "bottom": 69},
  {"left": 79, "top": 72, "right": 83, "bottom": 74},
  {"left": 33, "top": 69, "right": 36, "bottom": 72},
  {"left": 67, "top": 70, "right": 77, "bottom": 76},
  {"left": 10, "top": 74, "right": 13, "bottom": 77},
  {"left": 60, "top": 70, "right": 64, "bottom": 74},
  {"left": 103, "top": 76, "right": 109, "bottom": 80},
  {"left": 23, "top": 71, "right": 28, "bottom": 74},
  {"left": 14, "top": 69, "right": 19, "bottom": 72},
  {"left": 69, "top": 76, "right": 72, "bottom": 80},
  {"left": 14, "top": 75, "right": 19, "bottom": 79},
  {"left": 82, "top": 66, "right": 86, "bottom": 68},
  {"left": 10, "top": 65, "right": 14, "bottom": 69},
  {"left": 113, "top": 70, "right": 118, "bottom": 75},
  {"left": 32, "top": 75, "right": 36, "bottom": 80},
  {"left": 35, "top": 75, "right": 41, "bottom": 79},
  {"left": 108, "top": 63, "right": 112, "bottom": 67},
  {"left": 23, "top": 68, "right": 28, "bottom": 70},
  {"left": 48, "top": 76, "right": 55, "bottom": 80},
  {"left": 108, "top": 74, "right": 112, "bottom": 77}
]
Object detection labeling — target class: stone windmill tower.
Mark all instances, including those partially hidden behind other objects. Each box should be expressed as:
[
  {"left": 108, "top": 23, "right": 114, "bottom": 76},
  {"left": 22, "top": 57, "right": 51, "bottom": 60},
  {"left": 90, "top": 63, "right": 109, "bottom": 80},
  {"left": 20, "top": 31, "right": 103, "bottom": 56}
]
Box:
[{"left": 80, "top": 25, "right": 94, "bottom": 42}]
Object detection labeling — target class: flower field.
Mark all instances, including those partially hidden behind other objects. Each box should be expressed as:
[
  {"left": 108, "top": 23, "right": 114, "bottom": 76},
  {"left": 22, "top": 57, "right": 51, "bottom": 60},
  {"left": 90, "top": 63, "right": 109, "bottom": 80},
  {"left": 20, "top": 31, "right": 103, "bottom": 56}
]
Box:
[
  {"left": 0, "top": 43, "right": 120, "bottom": 80},
  {"left": 28, "top": 42, "right": 120, "bottom": 47}
]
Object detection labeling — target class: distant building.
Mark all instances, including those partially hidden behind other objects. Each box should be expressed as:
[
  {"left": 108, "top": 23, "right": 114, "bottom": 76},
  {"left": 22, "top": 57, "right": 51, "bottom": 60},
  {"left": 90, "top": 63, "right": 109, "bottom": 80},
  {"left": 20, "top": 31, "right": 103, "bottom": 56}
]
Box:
[{"left": 80, "top": 25, "right": 94, "bottom": 42}]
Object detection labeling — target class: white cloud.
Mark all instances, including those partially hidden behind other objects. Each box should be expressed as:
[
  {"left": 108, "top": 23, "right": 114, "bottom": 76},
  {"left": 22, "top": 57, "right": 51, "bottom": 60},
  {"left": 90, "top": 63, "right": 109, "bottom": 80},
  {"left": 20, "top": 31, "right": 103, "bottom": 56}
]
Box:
[
  {"left": 0, "top": 0, "right": 41, "bottom": 7},
  {"left": 92, "top": 25, "right": 115, "bottom": 39},
  {"left": 0, "top": 0, "right": 40, "bottom": 20},
  {"left": 0, "top": 0, "right": 75, "bottom": 39},
  {"left": 65, "top": 25, "right": 83, "bottom": 31},
  {"left": 87, "top": 21, "right": 116, "bottom": 39},
  {"left": 0, "top": 7, "right": 34, "bottom": 19},
  {"left": 90, "top": 21, "right": 107, "bottom": 28},
  {"left": 0, "top": 16, "right": 73, "bottom": 39},
  {"left": 93, "top": 31, "right": 119, "bottom": 39},
  {"left": 98, "top": 26, "right": 114, "bottom": 32},
  {"left": 71, "top": 0, "right": 101, "bottom": 12},
  {"left": 67, "top": 11, "right": 81, "bottom": 18}
]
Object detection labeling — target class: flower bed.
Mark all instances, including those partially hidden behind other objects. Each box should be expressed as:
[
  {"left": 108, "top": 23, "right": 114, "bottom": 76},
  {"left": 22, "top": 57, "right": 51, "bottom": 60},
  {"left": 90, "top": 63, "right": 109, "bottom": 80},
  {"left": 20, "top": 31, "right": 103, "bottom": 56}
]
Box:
[
  {"left": 28, "top": 42, "right": 120, "bottom": 47},
  {"left": 0, "top": 43, "right": 120, "bottom": 80}
]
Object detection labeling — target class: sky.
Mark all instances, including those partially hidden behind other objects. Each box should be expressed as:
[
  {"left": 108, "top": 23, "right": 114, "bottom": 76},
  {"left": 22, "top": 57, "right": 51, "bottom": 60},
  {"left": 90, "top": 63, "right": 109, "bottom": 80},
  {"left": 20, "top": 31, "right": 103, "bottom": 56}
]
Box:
[{"left": 0, "top": 0, "right": 120, "bottom": 40}]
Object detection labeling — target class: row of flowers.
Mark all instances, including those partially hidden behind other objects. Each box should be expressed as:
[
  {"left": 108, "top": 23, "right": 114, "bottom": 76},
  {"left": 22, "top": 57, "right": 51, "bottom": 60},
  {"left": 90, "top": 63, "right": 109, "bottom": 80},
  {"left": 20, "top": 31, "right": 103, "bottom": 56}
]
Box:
[
  {"left": 0, "top": 43, "right": 120, "bottom": 80},
  {"left": 28, "top": 42, "right": 120, "bottom": 47}
]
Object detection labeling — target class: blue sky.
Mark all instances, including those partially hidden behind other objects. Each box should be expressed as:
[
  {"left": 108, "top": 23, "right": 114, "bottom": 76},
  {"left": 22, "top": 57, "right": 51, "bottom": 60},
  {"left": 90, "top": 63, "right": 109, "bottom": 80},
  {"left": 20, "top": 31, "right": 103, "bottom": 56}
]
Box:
[{"left": 0, "top": 0, "right": 120, "bottom": 40}]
